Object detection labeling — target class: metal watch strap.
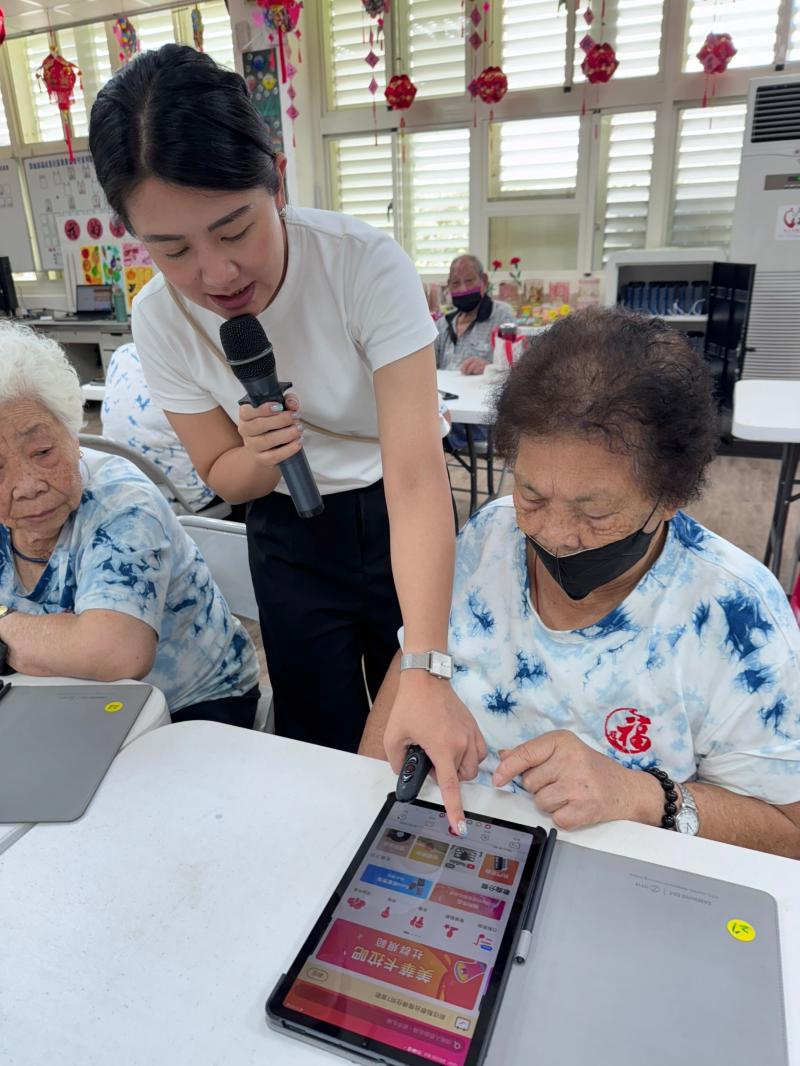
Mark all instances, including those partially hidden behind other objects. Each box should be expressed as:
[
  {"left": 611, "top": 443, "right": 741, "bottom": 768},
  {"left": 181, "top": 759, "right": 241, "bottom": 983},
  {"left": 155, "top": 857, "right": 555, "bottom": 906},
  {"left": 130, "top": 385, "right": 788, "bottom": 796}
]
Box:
[
  {"left": 399, "top": 651, "right": 453, "bottom": 679},
  {"left": 675, "top": 782, "right": 700, "bottom": 835}
]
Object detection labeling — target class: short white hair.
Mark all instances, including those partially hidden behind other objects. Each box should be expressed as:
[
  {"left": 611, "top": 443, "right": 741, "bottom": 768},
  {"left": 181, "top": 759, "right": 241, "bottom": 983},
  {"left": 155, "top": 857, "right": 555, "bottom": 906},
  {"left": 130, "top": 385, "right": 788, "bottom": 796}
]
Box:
[{"left": 0, "top": 321, "right": 83, "bottom": 435}]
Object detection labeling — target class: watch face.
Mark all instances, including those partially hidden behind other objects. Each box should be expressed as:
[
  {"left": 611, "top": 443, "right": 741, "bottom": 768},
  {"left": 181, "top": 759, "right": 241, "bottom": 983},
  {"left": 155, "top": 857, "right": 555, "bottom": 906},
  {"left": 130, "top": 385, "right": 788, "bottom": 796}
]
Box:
[
  {"left": 0, "top": 606, "right": 9, "bottom": 619},
  {"left": 676, "top": 807, "right": 700, "bottom": 835}
]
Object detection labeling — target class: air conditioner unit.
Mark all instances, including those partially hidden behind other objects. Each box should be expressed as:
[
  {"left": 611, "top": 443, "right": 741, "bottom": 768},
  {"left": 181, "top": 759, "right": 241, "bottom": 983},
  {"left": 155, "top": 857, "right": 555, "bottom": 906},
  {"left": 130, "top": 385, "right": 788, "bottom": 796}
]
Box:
[{"left": 730, "top": 74, "right": 800, "bottom": 379}]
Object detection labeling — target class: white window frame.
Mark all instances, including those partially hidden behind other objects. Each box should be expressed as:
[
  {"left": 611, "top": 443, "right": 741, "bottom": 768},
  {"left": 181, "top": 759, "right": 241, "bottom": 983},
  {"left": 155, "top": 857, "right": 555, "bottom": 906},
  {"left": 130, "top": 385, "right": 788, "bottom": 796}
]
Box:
[{"left": 318, "top": 0, "right": 800, "bottom": 280}]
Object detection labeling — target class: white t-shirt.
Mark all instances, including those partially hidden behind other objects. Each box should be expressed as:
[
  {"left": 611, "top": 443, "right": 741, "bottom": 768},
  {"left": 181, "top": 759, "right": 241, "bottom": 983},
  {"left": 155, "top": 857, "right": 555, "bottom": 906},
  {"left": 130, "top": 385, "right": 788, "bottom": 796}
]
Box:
[
  {"left": 132, "top": 207, "right": 438, "bottom": 495},
  {"left": 448, "top": 498, "right": 800, "bottom": 806}
]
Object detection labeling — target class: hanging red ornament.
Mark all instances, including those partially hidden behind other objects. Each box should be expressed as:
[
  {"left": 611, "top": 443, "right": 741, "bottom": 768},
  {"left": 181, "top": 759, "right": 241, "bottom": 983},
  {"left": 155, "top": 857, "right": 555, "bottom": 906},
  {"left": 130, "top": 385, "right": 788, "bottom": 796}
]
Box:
[
  {"left": 362, "top": 0, "right": 388, "bottom": 142},
  {"left": 384, "top": 73, "right": 417, "bottom": 162},
  {"left": 37, "top": 47, "right": 82, "bottom": 162},
  {"left": 581, "top": 41, "right": 618, "bottom": 84},
  {"left": 470, "top": 65, "right": 507, "bottom": 121},
  {"left": 362, "top": 0, "right": 388, "bottom": 15},
  {"left": 696, "top": 32, "right": 736, "bottom": 106},
  {"left": 0, "top": 7, "right": 7, "bottom": 48},
  {"left": 257, "top": 1, "right": 301, "bottom": 82}
]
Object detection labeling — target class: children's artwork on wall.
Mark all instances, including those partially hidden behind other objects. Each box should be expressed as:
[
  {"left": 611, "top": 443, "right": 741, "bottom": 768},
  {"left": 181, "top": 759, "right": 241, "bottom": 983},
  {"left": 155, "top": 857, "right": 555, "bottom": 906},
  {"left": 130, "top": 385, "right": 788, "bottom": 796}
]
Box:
[
  {"left": 122, "top": 243, "right": 153, "bottom": 267},
  {"left": 102, "top": 245, "right": 122, "bottom": 288},
  {"left": 125, "top": 266, "right": 154, "bottom": 308},
  {"left": 80, "top": 245, "right": 102, "bottom": 284},
  {"left": 243, "top": 47, "right": 284, "bottom": 155}
]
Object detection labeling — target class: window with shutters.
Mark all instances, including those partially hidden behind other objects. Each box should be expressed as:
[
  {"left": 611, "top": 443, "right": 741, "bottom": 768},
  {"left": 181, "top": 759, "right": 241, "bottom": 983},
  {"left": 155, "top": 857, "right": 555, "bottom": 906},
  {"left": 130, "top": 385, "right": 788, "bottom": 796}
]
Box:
[
  {"left": 402, "top": 128, "right": 470, "bottom": 272},
  {"left": 489, "top": 115, "right": 580, "bottom": 199},
  {"left": 574, "top": 0, "right": 664, "bottom": 81},
  {"left": 684, "top": 0, "right": 781, "bottom": 71},
  {"left": 329, "top": 134, "right": 395, "bottom": 236},
  {"left": 595, "top": 110, "right": 656, "bottom": 265},
  {"left": 668, "top": 102, "right": 746, "bottom": 249},
  {"left": 133, "top": 9, "right": 179, "bottom": 53},
  {"left": 500, "top": 0, "right": 568, "bottom": 91},
  {"left": 62, "top": 25, "right": 113, "bottom": 139},
  {"left": 6, "top": 32, "right": 86, "bottom": 144},
  {"left": 325, "top": 0, "right": 387, "bottom": 109},
  {"left": 404, "top": 0, "right": 465, "bottom": 98}
]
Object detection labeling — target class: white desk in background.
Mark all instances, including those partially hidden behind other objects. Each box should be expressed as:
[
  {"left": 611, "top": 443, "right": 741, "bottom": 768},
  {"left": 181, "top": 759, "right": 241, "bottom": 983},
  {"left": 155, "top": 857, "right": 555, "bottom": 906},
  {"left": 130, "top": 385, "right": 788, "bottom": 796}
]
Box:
[
  {"left": 732, "top": 379, "right": 800, "bottom": 584},
  {"left": 1, "top": 721, "right": 798, "bottom": 1066},
  {"left": 26, "top": 317, "right": 132, "bottom": 376},
  {"left": 437, "top": 369, "right": 497, "bottom": 515},
  {"left": 0, "top": 675, "right": 168, "bottom": 857}
]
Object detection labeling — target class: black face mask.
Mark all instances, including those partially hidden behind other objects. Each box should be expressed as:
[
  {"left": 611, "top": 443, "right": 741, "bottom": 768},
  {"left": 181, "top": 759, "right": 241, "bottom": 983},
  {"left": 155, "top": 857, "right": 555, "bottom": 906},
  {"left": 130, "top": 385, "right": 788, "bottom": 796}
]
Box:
[
  {"left": 526, "top": 502, "right": 662, "bottom": 601},
  {"left": 451, "top": 288, "right": 483, "bottom": 314}
]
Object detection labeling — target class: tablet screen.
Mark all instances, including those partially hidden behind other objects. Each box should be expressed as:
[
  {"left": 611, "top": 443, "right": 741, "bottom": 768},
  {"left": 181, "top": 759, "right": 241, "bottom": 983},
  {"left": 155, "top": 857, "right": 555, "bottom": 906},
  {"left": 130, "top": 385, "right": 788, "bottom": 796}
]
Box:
[{"left": 269, "top": 797, "right": 543, "bottom": 1066}]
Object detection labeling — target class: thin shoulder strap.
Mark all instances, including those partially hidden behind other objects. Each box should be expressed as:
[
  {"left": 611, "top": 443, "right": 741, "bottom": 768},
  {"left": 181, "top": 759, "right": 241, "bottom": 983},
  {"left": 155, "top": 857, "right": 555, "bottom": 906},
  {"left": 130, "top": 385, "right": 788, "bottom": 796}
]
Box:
[{"left": 164, "top": 280, "right": 379, "bottom": 445}]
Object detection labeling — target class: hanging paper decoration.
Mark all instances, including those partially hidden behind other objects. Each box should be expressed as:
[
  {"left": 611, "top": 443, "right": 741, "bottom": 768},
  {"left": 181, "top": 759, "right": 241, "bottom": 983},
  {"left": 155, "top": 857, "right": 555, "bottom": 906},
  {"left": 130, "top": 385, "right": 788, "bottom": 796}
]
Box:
[
  {"left": 0, "top": 7, "right": 6, "bottom": 48},
  {"left": 37, "top": 47, "right": 82, "bottom": 163},
  {"left": 191, "top": 4, "right": 204, "bottom": 52},
  {"left": 112, "top": 17, "right": 139, "bottom": 65},
  {"left": 577, "top": 2, "right": 618, "bottom": 115},
  {"left": 254, "top": 1, "right": 303, "bottom": 147},
  {"left": 361, "top": 0, "right": 388, "bottom": 142},
  {"left": 468, "top": 66, "right": 508, "bottom": 122},
  {"left": 696, "top": 32, "right": 736, "bottom": 107},
  {"left": 384, "top": 73, "right": 417, "bottom": 162}
]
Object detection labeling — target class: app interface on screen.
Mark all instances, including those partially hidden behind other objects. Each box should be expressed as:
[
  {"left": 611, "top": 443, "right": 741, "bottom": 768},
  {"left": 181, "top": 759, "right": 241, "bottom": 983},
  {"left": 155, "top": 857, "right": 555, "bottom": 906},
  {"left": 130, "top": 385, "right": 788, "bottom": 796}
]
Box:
[{"left": 284, "top": 803, "right": 534, "bottom": 1066}]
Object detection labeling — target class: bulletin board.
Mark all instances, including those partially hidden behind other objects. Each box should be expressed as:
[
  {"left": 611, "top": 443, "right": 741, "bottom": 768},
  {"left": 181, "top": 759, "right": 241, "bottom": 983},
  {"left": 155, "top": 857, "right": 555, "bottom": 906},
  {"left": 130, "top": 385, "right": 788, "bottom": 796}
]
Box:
[
  {"left": 0, "top": 159, "right": 36, "bottom": 273},
  {"left": 24, "top": 151, "right": 109, "bottom": 271},
  {"left": 58, "top": 211, "right": 155, "bottom": 314}
]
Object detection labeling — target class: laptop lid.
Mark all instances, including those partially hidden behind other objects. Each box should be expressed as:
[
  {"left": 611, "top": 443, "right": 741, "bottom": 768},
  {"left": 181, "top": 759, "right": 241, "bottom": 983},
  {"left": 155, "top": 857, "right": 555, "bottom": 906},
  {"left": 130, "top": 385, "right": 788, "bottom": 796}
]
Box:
[
  {"left": 485, "top": 840, "right": 787, "bottom": 1066},
  {"left": 75, "top": 284, "right": 114, "bottom": 317},
  {"left": 0, "top": 684, "right": 152, "bottom": 823}
]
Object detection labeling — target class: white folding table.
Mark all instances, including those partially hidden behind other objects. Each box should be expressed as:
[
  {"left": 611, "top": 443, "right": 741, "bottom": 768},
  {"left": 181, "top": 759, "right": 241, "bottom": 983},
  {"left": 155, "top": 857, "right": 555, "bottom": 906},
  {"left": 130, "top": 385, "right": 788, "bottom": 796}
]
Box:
[
  {"left": 438, "top": 369, "right": 498, "bottom": 515},
  {"left": 0, "top": 675, "right": 168, "bottom": 856},
  {"left": 2, "top": 721, "right": 798, "bottom": 1066},
  {"left": 732, "top": 379, "right": 800, "bottom": 583}
]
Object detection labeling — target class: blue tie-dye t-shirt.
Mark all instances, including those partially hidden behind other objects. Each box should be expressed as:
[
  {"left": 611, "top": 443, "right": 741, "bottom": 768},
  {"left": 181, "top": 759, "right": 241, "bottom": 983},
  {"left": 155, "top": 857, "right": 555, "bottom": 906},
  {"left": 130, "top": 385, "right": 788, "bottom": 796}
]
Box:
[
  {"left": 449, "top": 498, "right": 800, "bottom": 805},
  {"left": 0, "top": 455, "right": 259, "bottom": 711}
]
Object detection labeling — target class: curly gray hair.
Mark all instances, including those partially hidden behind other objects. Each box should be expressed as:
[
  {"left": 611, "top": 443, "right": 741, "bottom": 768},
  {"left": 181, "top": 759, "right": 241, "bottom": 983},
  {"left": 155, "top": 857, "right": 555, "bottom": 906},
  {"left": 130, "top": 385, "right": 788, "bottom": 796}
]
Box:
[{"left": 0, "top": 321, "right": 83, "bottom": 435}]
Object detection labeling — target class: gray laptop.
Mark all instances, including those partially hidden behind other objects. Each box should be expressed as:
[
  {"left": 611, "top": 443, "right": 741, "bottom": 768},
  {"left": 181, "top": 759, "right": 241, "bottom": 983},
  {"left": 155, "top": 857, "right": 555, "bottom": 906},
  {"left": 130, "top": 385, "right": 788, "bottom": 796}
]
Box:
[
  {"left": 487, "top": 841, "right": 787, "bottom": 1066},
  {"left": 0, "top": 684, "right": 152, "bottom": 823}
]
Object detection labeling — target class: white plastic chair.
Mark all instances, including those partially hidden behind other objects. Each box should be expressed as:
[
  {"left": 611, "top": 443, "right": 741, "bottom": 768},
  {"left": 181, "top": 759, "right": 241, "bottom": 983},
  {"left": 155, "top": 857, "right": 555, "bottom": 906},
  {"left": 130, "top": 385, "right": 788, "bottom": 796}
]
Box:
[
  {"left": 177, "top": 514, "right": 274, "bottom": 732},
  {"left": 79, "top": 434, "right": 231, "bottom": 519}
]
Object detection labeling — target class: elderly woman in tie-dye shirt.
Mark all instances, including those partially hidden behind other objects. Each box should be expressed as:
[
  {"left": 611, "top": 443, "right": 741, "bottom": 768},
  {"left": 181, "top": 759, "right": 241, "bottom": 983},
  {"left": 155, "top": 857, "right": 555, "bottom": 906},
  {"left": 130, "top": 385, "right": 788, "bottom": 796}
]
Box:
[
  {"left": 0, "top": 322, "right": 259, "bottom": 727},
  {"left": 362, "top": 307, "right": 800, "bottom": 858}
]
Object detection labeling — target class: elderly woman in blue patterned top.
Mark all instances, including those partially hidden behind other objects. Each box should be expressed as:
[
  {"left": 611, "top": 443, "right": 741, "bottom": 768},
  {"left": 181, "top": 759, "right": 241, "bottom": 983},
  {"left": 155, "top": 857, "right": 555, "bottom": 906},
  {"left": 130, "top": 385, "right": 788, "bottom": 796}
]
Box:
[
  {"left": 0, "top": 322, "right": 259, "bottom": 727},
  {"left": 362, "top": 308, "right": 800, "bottom": 857}
]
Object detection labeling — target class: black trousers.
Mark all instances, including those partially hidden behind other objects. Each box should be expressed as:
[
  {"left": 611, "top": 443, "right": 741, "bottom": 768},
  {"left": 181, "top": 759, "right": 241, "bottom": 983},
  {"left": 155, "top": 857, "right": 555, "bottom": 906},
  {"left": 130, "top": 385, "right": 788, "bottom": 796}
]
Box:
[
  {"left": 171, "top": 684, "right": 260, "bottom": 729},
  {"left": 246, "top": 479, "right": 402, "bottom": 753}
]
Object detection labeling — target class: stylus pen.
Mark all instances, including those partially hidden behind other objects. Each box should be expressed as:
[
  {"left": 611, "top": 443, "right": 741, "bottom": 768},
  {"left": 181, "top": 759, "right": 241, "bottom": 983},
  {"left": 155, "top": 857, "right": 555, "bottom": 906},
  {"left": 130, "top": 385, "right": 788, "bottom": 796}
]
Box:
[
  {"left": 514, "top": 828, "right": 557, "bottom": 964},
  {"left": 0, "top": 680, "right": 12, "bottom": 704}
]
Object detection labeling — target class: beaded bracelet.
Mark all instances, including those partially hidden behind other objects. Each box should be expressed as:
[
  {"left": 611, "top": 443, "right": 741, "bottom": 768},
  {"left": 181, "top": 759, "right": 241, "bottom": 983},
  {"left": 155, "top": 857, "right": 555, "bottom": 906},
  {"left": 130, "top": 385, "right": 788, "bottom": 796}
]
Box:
[{"left": 643, "top": 766, "right": 678, "bottom": 830}]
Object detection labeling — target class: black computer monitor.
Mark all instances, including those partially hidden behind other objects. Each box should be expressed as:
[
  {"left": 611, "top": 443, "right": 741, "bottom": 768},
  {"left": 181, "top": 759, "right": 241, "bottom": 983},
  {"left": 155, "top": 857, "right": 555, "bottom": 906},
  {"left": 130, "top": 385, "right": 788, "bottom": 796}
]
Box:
[{"left": 0, "top": 257, "right": 18, "bottom": 317}]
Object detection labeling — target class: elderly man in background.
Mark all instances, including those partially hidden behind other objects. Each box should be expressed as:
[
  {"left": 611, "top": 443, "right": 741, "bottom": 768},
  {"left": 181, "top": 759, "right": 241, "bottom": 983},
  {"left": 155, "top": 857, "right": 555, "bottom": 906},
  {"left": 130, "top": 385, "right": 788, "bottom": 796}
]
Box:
[{"left": 0, "top": 322, "right": 260, "bottom": 728}]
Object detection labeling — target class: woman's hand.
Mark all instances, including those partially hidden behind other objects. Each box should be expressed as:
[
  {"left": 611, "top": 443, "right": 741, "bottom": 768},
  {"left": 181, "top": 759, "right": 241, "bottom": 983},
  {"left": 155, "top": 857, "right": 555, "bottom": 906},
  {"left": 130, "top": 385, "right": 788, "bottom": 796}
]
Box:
[
  {"left": 237, "top": 392, "right": 303, "bottom": 468},
  {"left": 384, "top": 671, "right": 488, "bottom": 836},
  {"left": 460, "top": 356, "right": 490, "bottom": 376},
  {"left": 492, "top": 730, "right": 661, "bottom": 831}
]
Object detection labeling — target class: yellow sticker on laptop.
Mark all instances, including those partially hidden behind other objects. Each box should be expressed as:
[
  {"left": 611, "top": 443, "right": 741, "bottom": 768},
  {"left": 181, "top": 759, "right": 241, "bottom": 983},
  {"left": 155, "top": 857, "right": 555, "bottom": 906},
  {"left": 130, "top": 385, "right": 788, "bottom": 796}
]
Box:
[
  {"left": 727, "top": 919, "right": 756, "bottom": 942},
  {"left": 104, "top": 701, "right": 124, "bottom": 714}
]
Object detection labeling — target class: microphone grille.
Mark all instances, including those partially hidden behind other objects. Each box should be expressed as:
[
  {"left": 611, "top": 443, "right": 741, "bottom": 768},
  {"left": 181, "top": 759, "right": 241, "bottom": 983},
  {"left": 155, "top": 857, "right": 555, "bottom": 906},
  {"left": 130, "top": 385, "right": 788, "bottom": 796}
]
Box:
[{"left": 219, "top": 314, "right": 275, "bottom": 373}]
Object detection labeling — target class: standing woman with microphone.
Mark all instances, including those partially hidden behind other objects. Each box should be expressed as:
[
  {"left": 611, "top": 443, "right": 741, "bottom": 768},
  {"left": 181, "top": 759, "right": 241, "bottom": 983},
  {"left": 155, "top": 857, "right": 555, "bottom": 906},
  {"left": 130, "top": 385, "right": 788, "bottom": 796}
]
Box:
[{"left": 88, "top": 45, "right": 485, "bottom": 832}]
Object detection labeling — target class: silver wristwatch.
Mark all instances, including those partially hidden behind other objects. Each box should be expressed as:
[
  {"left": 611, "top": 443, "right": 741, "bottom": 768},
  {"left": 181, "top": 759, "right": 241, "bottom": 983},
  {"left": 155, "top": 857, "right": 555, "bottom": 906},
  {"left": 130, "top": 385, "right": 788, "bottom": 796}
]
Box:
[
  {"left": 399, "top": 650, "right": 453, "bottom": 680},
  {"left": 675, "top": 782, "right": 700, "bottom": 836}
]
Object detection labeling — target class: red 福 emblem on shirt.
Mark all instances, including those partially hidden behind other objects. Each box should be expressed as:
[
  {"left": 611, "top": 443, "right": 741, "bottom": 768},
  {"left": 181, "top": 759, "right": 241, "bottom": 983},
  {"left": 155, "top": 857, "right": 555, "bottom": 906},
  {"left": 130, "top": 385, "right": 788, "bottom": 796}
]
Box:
[{"left": 605, "top": 707, "right": 652, "bottom": 754}]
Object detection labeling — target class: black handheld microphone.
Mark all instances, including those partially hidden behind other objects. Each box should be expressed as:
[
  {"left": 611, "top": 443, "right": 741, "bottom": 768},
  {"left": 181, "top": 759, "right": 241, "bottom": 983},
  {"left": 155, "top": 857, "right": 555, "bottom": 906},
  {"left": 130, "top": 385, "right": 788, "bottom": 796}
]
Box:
[{"left": 219, "top": 315, "right": 324, "bottom": 518}]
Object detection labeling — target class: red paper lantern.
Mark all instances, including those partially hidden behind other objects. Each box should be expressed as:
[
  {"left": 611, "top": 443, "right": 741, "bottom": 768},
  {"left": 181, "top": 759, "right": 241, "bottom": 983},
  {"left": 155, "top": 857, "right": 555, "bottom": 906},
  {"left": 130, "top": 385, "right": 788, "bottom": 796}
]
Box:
[
  {"left": 581, "top": 41, "right": 618, "bottom": 84},
  {"left": 259, "top": 0, "right": 301, "bottom": 34},
  {"left": 472, "top": 65, "right": 507, "bottom": 105},
  {"left": 696, "top": 32, "right": 736, "bottom": 105},
  {"left": 384, "top": 73, "right": 417, "bottom": 112},
  {"left": 37, "top": 49, "right": 81, "bottom": 162}
]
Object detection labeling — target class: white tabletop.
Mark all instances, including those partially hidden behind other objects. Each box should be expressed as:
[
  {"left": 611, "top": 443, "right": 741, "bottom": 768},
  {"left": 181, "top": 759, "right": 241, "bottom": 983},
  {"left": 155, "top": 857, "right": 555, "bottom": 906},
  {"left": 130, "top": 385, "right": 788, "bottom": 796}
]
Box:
[
  {"left": 437, "top": 369, "right": 494, "bottom": 425},
  {"left": 80, "top": 382, "right": 106, "bottom": 403},
  {"left": 0, "top": 675, "right": 168, "bottom": 857},
  {"left": 732, "top": 380, "right": 800, "bottom": 443},
  {"left": 1, "top": 721, "right": 797, "bottom": 1066}
]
